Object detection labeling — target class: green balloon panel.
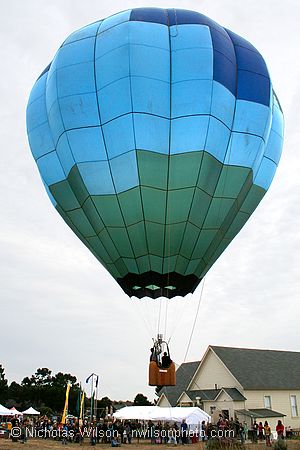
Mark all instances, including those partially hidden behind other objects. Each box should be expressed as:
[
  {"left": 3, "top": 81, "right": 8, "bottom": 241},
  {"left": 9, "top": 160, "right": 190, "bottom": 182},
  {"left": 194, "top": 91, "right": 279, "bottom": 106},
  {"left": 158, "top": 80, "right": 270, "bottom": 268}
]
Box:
[{"left": 52, "top": 150, "right": 265, "bottom": 297}]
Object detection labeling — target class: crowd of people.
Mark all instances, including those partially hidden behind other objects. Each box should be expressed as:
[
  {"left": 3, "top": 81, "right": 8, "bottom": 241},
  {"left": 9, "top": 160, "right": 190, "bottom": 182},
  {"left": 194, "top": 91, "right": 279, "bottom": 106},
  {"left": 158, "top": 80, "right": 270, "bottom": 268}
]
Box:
[
  {"left": 6, "top": 414, "right": 287, "bottom": 446},
  {"left": 9, "top": 416, "right": 199, "bottom": 446},
  {"left": 212, "top": 415, "right": 286, "bottom": 445},
  {"left": 251, "top": 419, "right": 285, "bottom": 446}
]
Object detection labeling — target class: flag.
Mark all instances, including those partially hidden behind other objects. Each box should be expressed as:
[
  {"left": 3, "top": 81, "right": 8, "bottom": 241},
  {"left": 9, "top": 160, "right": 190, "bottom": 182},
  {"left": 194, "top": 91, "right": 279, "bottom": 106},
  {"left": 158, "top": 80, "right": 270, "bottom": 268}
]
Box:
[
  {"left": 61, "top": 382, "right": 71, "bottom": 424},
  {"left": 76, "top": 383, "right": 81, "bottom": 416},
  {"left": 91, "top": 390, "right": 94, "bottom": 419},
  {"left": 86, "top": 373, "right": 99, "bottom": 387},
  {"left": 80, "top": 389, "right": 85, "bottom": 419},
  {"left": 86, "top": 373, "right": 93, "bottom": 384}
]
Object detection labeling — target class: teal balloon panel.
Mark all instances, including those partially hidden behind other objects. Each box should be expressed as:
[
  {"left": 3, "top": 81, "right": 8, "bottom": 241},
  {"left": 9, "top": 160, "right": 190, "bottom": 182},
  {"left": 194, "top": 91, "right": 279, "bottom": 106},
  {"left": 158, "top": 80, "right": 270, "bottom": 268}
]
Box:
[{"left": 26, "top": 8, "right": 284, "bottom": 298}]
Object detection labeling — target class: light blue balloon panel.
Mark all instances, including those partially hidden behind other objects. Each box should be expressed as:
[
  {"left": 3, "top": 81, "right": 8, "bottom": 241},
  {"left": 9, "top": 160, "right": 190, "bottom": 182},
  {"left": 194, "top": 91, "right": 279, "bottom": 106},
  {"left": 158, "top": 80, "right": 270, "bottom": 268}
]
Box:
[{"left": 27, "top": 8, "right": 284, "bottom": 298}]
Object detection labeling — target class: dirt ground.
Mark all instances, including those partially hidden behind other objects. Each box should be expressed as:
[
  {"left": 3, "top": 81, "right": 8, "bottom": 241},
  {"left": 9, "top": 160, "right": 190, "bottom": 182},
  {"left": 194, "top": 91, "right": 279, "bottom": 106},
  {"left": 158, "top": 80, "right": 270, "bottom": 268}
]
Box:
[{"left": 0, "top": 441, "right": 300, "bottom": 450}]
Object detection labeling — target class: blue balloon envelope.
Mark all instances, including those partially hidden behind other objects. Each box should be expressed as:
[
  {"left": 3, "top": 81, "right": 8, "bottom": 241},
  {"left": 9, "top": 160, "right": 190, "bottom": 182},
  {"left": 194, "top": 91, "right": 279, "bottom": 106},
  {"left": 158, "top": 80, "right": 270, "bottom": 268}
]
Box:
[{"left": 27, "top": 8, "right": 284, "bottom": 298}]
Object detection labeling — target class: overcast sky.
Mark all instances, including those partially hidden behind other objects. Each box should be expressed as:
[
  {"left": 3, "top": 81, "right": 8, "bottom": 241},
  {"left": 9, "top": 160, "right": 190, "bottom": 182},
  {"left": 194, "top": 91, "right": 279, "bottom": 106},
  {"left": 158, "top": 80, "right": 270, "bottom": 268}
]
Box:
[{"left": 1, "top": 0, "right": 299, "bottom": 403}]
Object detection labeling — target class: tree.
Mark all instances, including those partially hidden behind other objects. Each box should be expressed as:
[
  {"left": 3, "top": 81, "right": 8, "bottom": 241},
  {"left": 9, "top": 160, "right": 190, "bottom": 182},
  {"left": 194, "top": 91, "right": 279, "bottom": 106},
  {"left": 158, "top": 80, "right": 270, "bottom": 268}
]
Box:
[
  {"left": 35, "top": 368, "right": 52, "bottom": 386},
  {"left": 97, "top": 396, "right": 112, "bottom": 417},
  {"left": 39, "top": 406, "right": 54, "bottom": 416},
  {"left": 21, "top": 368, "right": 52, "bottom": 387},
  {"left": 18, "top": 368, "right": 80, "bottom": 413},
  {"left": 6, "top": 381, "right": 22, "bottom": 407},
  {"left": 21, "top": 377, "right": 33, "bottom": 387},
  {"left": 133, "top": 393, "right": 153, "bottom": 406},
  {"left": 0, "top": 364, "right": 8, "bottom": 403},
  {"left": 51, "top": 372, "right": 78, "bottom": 388}
]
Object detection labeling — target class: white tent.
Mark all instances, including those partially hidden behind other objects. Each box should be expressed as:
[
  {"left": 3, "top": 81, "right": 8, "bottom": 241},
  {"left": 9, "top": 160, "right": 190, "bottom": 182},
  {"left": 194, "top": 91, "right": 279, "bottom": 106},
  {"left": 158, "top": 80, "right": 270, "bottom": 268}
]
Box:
[
  {"left": 113, "top": 406, "right": 210, "bottom": 425},
  {"left": 150, "top": 407, "right": 210, "bottom": 425},
  {"left": 0, "top": 404, "right": 14, "bottom": 416},
  {"left": 10, "top": 407, "right": 23, "bottom": 416},
  {"left": 22, "top": 407, "right": 40, "bottom": 415},
  {"left": 113, "top": 406, "right": 157, "bottom": 420}
]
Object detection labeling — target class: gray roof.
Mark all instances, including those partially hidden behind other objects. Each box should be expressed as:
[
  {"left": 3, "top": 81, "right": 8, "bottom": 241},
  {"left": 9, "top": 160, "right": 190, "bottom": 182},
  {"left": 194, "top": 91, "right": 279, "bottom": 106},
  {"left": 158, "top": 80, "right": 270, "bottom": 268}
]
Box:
[
  {"left": 211, "top": 346, "right": 300, "bottom": 390},
  {"left": 187, "top": 388, "right": 246, "bottom": 402},
  {"left": 249, "top": 409, "right": 286, "bottom": 418},
  {"left": 236, "top": 409, "right": 285, "bottom": 419},
  {"left": 221, "top": 388, "right": 246, "bottom": 401},
  {"left": 187, "top": 389, "right": 220, "bottom": 401},
  {"left": 158, "top": 361, "right": 200, "bottom": 406}
]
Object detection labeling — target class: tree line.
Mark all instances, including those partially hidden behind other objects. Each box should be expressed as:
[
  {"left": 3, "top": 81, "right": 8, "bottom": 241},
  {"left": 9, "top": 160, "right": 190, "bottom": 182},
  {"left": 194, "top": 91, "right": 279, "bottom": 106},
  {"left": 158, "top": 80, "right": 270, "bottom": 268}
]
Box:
[{"left": 0, "top": 364, "right": 152, "bottom": 417}]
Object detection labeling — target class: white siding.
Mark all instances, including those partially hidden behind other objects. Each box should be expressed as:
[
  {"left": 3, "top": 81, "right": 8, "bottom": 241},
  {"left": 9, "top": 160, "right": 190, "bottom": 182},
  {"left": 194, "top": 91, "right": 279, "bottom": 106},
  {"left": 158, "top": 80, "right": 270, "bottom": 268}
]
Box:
[
  {"left": 245, "top": 390, "right": 300, "bottom": 427},
  {"left": 203, "top": 400, "right": 245, "bottom": 421},
  {"left": 159, "top": 345, "right": 300, "bottom": 430},
  {"left": 202, "top": 390, "right": 245, "bottom": 420},
  {"left": 178, "top": 392, "right": 193, "bottom": 404},
  {"left": 157, "top": 394, "right": 171, "bottom": 407},
  {"left": 189, "top": 348, "right": 243, "bottom": 391}
]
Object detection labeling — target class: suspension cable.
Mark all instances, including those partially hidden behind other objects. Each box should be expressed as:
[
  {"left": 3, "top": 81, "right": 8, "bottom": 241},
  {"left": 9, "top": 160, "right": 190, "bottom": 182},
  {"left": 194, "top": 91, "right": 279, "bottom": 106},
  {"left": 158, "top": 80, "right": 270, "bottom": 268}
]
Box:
[
  {"left": 168, "top": 292, "right": 192, "bottom": 344},
  {"left": 183, "top": 278, "right": 206, "bottom": 362},
  {"left": 129, "top": 298, "right": 154, "bottom": 340},
  {"left": 157, "top": 297, "right": 163, "bottom": 336},
  {"left": 164, "top": 298, "right": 169, "bottom": 339},
  {"left": 172, "top": 357, "right": 206, "bottom": 394}
]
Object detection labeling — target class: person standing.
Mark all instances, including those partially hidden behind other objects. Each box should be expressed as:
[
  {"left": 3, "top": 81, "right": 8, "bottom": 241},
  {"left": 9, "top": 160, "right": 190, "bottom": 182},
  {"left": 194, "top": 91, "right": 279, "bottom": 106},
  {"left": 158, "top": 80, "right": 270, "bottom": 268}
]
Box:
[
  {"left": 148, "top": 420, "right": 155, "bottom": 445},
  {"left": 243, "top": 422, "right": 248, "bottom": 442},
  {"left": 62, "top": 423, "right": 68, "bottom": 445},
  {"left": 163, "top": 422, "right": 170, "bottom": 445},
  {"left": 180, "top": 419, "right": 188, "bottom": 445},
  {"left": 155, "top": 421, "right": 163, "bottom": 444},
  {"left": 276, "top": 420, "right": 285, "bottom": 439},
  {"left": 234, "top": 418, "right": 240, "bottom": 438},
  {"left": 251, "top": 420, "right": 258, "bottom": 442},
  {"left": 258, "top": 421, "right": 264, "bottom": 441},
  {"left": 264, "top": 421, "right": 271, "bottom": 447},
  {"left": 238, "top": 421, "right": 245, "bottom": 444},
  {"left": 125, "top": 423, "right": 132, "bottom": 444},
  {"left": 168, "top": 423, "right": 178, "bottom": 446},
  {"left": 200, "top": 420, "right": 206, "bottom": 442}
]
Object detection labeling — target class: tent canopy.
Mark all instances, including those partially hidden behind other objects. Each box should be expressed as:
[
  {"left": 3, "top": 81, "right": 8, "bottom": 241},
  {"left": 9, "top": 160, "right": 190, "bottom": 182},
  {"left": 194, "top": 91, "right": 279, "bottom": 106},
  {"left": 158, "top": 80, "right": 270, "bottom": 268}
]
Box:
[
  {"left": 113, "top": 406, "right": 210, "bottom": 424},
  {"left": 0, "top": 404, "right": 15, "bottom": 416},
  {"left": 10, "top": 407, "right": 23, "bottom": 415},
  {"left": 113, "top": 406, "right": 157, "bottom": 421},
  {"left": 22, "top": 407, "right": 40, "bottom": 415},
  {"left": 150, "top": 407, "right": 210, "bottom": 425}
]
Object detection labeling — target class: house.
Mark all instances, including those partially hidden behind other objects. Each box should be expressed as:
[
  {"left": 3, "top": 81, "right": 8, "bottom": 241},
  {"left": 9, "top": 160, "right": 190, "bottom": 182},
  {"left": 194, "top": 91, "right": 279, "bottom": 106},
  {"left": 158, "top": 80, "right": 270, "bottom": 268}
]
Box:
[{"left": 157, "top": 345, "right": 300, "bottom": 430}]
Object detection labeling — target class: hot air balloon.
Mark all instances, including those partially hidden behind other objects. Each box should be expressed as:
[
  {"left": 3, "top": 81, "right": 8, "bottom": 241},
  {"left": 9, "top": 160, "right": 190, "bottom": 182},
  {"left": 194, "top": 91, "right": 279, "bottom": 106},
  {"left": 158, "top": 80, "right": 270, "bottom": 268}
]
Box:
[{"left": 26, "top": 8, "right": 283, "bottom": 303}]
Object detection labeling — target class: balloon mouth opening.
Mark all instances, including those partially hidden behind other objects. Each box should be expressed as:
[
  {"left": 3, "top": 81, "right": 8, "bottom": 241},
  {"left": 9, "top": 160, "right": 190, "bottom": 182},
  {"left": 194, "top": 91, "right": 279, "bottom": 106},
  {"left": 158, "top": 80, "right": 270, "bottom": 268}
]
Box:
[{"left": 117, "top": 271, "right": 200, "bottom": 299}]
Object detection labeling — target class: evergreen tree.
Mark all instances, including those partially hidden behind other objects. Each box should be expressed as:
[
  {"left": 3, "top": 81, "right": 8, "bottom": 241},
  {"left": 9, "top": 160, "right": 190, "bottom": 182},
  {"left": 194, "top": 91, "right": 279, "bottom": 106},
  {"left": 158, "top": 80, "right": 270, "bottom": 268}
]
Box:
[
  {"left": 133, "top": 393, "right": 152, "bottom": 406},
  {"left": 0, "top": 364, "right": 8, "bottom": 403}
]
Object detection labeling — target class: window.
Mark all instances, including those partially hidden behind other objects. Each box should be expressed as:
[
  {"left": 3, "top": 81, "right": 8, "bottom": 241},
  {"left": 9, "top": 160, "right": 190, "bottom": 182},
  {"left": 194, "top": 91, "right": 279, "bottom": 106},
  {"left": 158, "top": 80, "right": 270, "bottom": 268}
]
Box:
[
  {"left": 264, "top": 395, "right": 272, "bottom": 409},
  {"left": 291, "top": 395, "right": 298, "bottom": 417}
]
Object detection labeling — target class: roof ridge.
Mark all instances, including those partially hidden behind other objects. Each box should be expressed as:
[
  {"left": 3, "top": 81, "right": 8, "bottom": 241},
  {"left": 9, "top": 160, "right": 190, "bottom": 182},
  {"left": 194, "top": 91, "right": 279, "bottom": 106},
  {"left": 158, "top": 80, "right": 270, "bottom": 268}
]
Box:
[
  {"left": 210, "top": 345, "right": 300, "bottom": 354},
  {"left": 186, "top": 388, "right": 220, "bottom": 392},
  {"left": 181, "top": 360, "right": 201, "bottom": 365}
]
